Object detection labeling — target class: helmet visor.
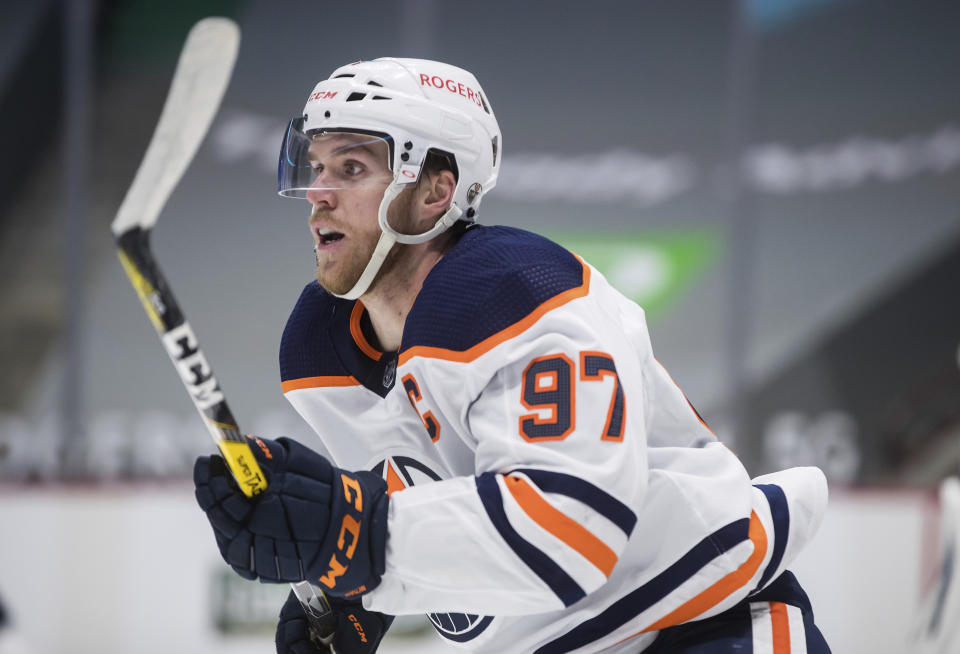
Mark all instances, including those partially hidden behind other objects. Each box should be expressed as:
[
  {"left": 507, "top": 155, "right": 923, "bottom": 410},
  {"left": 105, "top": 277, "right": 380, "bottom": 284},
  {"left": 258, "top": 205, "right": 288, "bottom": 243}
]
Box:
[{"left": 277, "top": 118, "right": 394, "bottom": 198}]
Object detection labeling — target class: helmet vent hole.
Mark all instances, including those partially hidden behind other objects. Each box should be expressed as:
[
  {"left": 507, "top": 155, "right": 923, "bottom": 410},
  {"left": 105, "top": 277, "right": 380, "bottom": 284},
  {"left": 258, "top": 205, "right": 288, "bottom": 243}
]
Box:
[
  {"left": 346, "top": 92, "right": 366, "bottom": 102},
  {"left": 333, "top": 73, "right": 355, "bottom": 79},
  {"left": 371, "top": 95, "right": 391, "bottom": 100},
  {"left": 491, "top": 136, "right": 499, "bottom": 166},
  {"left": 367, "top": 80, "right": 383, "bottom": 87}
]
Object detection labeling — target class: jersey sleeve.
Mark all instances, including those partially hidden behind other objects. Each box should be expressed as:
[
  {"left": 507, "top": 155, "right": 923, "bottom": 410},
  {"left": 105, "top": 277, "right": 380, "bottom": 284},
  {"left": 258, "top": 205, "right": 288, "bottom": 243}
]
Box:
[{"left": 365, "top": 268, "right": 654, "bottom": 616}]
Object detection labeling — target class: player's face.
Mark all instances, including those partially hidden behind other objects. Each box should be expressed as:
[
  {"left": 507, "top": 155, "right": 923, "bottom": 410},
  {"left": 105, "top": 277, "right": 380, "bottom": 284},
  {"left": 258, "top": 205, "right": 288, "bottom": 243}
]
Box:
[{"left": 305, "top": 133, "right": 393, "bottom": 295}]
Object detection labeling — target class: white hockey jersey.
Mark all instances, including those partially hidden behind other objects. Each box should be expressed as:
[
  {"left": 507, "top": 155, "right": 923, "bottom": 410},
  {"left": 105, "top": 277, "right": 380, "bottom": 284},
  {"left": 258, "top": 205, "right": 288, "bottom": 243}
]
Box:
[{"left": 279, "top": 225, "right": 827, "bottom": 653}]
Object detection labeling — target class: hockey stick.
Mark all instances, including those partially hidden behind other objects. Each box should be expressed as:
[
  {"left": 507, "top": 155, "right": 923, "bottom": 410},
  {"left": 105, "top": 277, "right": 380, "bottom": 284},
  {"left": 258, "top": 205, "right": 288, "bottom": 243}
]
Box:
[{"left": 110, "top": 17, "right": 336, "bottom": 645}]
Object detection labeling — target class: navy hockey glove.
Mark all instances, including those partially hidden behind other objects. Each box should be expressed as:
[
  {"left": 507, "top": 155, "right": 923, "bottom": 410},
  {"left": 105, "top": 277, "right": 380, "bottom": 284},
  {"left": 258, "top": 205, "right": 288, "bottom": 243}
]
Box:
[
  {"left": 276, "top": 589, "right": 393, "bottom": 654},
  {"left": 194, "top": 436, "right": 389, "bottom": 597}
]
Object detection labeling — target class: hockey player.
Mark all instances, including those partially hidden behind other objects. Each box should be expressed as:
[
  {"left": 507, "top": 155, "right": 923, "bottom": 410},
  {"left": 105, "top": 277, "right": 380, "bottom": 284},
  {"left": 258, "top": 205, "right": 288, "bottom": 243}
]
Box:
[{"left": 194, "top": 58, "right": 832, "bottom": 653}]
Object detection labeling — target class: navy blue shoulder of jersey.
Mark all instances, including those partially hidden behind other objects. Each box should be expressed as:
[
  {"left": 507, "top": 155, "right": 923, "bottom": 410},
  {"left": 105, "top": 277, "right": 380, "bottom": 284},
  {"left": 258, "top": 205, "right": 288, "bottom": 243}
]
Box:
[
  {"left": 279, "top": 281, "right": 397, "bottom": 397},
  {"left": 400, "top": 225, "right": 585, "bottom": 355}
]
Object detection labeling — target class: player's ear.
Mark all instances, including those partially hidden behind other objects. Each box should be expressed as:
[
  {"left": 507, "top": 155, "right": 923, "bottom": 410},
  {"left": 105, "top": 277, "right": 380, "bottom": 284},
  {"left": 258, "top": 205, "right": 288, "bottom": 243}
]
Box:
[{"left": 419, "top": 169, "right": 456, "bottom": 221}]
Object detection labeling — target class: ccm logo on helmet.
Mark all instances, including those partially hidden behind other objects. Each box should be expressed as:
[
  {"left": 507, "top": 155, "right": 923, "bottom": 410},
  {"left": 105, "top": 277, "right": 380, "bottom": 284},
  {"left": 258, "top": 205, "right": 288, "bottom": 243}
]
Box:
[
  {"left": 318, "top": 473, "right": 364, "bottom": 590},
  {"left": 310, "top": 90, "right": 338, "bottom": 101},
  {"left": 419, "top": 73, "right": 483, "bottom": 108}
]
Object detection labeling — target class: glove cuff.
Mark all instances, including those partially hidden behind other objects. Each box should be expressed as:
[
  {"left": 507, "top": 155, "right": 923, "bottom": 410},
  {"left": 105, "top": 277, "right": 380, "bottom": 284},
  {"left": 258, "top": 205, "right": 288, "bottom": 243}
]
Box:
[
  {"left": 367, "top": 478, "right": 390, "bottom": 579},
  {"left": 314, "top": 469, "right": 390, "bottom": 597}
]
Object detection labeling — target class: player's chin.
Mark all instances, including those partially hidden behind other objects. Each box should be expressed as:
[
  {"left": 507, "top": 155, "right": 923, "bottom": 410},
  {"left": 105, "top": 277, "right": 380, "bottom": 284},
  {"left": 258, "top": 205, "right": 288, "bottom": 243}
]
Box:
[{"left": 316, "top": 266, "right": 361, "bottom": 296}]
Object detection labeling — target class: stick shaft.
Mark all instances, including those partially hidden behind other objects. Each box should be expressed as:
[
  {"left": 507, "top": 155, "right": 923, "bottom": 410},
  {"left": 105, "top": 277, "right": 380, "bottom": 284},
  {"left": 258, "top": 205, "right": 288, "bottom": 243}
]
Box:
[
  {"left": 116, "top": 227, "right": 267, "bottom": 496},
  {"left": 115, "top": 226, "right": 336, "bottom": 640}
]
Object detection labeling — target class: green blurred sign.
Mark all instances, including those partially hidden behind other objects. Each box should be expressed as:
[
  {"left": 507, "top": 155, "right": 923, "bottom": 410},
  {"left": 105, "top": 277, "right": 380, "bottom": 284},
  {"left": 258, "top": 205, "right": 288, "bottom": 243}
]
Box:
[{"left": 544, "top": 230, "right": 719, "bottom": 320}]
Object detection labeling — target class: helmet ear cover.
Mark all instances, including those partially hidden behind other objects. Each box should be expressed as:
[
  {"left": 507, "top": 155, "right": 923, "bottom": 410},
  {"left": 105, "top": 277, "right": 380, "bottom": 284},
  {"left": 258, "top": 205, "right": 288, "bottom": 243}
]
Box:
[{"left": 420, "top": 149, "right": 459, "bottom": 183}]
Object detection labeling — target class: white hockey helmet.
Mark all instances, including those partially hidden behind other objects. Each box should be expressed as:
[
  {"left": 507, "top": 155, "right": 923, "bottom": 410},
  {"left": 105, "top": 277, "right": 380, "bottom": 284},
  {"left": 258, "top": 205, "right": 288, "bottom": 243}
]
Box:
[{"left": 278, "top": 58, "right": 502, "bottom": 299}]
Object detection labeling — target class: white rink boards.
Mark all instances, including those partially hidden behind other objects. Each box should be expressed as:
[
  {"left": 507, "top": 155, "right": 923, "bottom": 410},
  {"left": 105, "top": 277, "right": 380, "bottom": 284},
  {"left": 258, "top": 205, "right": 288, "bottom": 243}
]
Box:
[{"left": 0, "top": 484, "right": 936, "bottom": 654}]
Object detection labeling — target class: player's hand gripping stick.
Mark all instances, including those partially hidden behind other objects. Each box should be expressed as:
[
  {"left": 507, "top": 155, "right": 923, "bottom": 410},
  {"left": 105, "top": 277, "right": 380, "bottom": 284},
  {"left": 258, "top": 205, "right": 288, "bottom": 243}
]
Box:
[{"left": 194, "top": 436, "right": 390, "bottom": 592}]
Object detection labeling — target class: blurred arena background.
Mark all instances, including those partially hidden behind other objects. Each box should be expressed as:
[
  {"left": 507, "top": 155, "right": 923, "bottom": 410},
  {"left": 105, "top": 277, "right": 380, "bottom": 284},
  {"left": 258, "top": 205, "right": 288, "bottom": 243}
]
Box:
[{"left": 1, "top": 0, "right": 958, "bottom": 652}]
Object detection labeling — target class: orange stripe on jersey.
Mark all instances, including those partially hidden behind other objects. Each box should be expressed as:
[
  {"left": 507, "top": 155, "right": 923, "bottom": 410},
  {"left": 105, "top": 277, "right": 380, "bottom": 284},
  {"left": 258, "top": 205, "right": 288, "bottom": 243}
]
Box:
[
  {"left": 350, "top": 301, "right": 383, "bottom": 361},
  {"left": 770, "top": 601, "right": 791, "bottom": 654},
  {"left": 504, "top": 474, "right": 617, "bottom": 577},
  {"left": 280, "top": 375, "right": 361, "bottom": 393},
  {"left": 624, "top": 510, "right": 768, "bottom": 638},
  {"left": 398, "top": 260, "right": 591, "bottom": 366},
  {"left": 643, "top": 511, "right": 767, "bottom": 632}
]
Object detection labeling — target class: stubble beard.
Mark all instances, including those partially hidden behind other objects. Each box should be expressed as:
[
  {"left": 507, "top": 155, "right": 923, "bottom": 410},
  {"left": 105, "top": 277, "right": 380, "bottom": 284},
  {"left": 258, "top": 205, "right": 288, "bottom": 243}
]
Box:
[
  {"left": 312, "top": 192, "right": 415, "bottom": 297},
  {"left": 314, "top": 222, "right": 377, "bottom": 296}
]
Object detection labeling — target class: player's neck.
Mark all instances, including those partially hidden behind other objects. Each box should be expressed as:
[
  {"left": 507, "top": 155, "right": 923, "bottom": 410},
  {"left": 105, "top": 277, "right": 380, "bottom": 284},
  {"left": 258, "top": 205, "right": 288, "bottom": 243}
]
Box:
[{"left": 361, "top": 241, "right": 446, "bottom": 352}]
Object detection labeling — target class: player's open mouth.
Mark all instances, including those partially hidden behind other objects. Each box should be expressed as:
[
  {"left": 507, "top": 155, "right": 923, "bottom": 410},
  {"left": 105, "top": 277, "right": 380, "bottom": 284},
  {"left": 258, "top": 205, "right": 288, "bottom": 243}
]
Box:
[{"left": 315, "top": 228, "right": 345, "bottom": 249}]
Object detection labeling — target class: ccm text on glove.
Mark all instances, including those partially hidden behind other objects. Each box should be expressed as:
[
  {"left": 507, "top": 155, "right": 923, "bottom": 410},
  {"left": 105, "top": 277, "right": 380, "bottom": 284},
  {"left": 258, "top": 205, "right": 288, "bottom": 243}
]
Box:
[{"left": 194, "top": 435, "right": 389, "bottom": 597}]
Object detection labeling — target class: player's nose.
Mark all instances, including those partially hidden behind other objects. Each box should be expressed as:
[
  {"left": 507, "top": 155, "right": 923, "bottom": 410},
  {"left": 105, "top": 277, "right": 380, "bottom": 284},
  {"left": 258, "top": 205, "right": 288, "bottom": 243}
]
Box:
[{"left": 306, "top": 185, "right": 337, "bottom": 211}]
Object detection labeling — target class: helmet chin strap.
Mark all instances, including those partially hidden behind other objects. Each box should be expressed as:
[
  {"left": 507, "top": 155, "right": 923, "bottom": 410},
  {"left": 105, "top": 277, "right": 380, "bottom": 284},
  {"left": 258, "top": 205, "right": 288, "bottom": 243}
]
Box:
[{"left": 330, "top": 181, "right": 463, "bottom": 301}]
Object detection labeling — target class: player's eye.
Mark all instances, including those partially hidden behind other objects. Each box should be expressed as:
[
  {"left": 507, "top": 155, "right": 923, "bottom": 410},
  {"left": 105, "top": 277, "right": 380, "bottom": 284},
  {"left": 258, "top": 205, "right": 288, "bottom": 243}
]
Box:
[
  {"left": 309, "top": 161, "right": 323, "bottom": 173},
  {"left": 342, "top": 160, "right": 366, "bottom": 177}
]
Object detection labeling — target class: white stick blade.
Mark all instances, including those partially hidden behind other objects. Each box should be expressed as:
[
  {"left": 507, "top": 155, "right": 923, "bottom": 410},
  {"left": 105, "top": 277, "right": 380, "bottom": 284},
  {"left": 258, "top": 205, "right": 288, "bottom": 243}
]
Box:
[{"left": 111, "top": 17, "right": 240, "bottom": 236}]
